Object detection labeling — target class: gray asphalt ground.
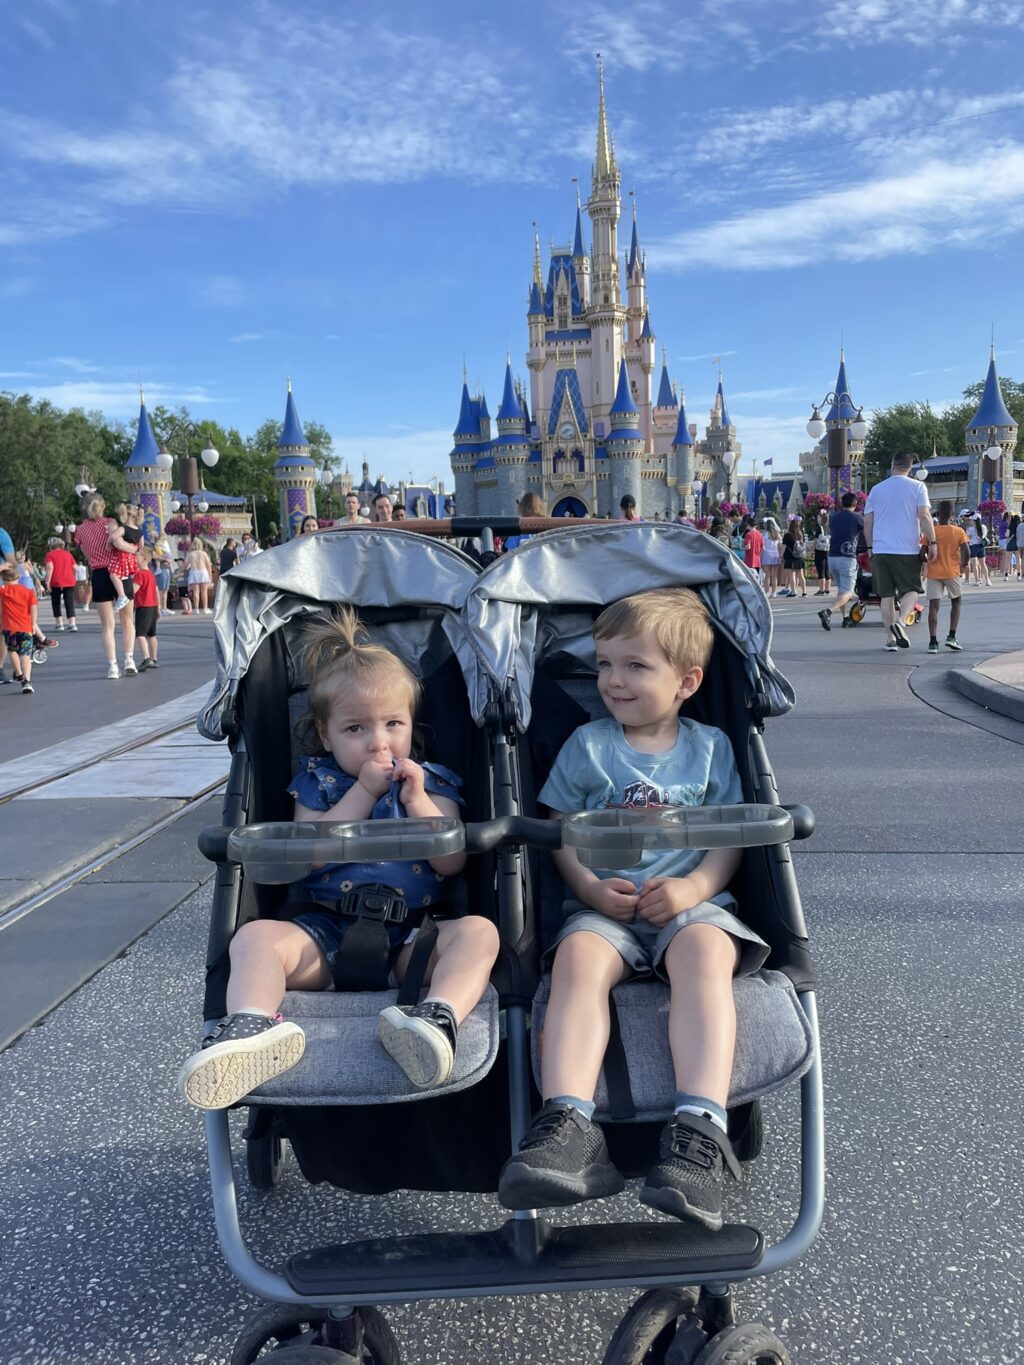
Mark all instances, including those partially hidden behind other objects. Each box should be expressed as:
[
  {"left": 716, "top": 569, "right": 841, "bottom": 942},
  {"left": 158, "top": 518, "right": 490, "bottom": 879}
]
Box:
[{"left": 1, "top": 584, "right": 1022, "bottom": 1365}]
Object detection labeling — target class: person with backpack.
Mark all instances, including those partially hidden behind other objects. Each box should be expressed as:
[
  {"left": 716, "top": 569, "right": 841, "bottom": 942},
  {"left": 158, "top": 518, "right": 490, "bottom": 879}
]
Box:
[
  {"left": 780, "top": 515, "right": 807, "bottom": 597},
  {"left": 965, "top": 514, "right": 991, "bottom": 587}
]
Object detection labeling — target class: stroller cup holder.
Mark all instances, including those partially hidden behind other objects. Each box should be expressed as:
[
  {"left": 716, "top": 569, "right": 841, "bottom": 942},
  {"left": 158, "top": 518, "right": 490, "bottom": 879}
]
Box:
[
  {"left": 226, "top": 817, "right": 465, "bottom": 884},
  {"left": 562, "top": 803, "right": 794, "bottom": 868}
]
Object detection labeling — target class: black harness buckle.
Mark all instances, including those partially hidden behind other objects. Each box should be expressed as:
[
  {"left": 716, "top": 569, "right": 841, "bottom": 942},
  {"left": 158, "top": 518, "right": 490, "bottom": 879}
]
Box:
[{"left": 337, "top": 883, "right": 408, "bottom": 925}]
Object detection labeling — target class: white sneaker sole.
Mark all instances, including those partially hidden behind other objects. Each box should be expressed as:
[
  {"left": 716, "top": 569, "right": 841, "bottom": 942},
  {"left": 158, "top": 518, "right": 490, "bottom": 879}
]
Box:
[
  {"left": 178, "top": 1022, "right": 305, "bottom": 1109},
  {"left": 378, "top": 1008, "right": 454, "bottom": 1089}
]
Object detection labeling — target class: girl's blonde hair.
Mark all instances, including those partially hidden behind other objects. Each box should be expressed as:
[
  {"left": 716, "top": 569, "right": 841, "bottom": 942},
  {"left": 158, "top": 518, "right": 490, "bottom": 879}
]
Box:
[
  {"left": 300, "top": 607, "right": 422, "bottom": 750},
  {"left": 518, "top": 492, "right": 545, "bottom": 517},
  {"left": 594, "top": 587, "right": 714, "bottom": 673},
  {"left": 83, "top": 495, "right": 106, "bottom": 520}
]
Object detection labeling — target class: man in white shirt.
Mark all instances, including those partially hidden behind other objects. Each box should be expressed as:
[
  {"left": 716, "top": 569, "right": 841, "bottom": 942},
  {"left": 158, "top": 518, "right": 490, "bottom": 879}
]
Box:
[{"left": 863, "top": 453, "right": 937, "bottom": 651}]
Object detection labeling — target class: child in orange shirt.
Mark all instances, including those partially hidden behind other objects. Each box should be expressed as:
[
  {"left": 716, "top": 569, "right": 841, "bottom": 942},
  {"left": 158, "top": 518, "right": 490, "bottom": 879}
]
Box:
[{"left": 0, "top": 564, "right": 39, "bottom": 693}]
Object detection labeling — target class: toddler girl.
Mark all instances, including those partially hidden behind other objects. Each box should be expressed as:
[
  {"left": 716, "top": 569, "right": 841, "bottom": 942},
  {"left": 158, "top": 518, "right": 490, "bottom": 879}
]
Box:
[
  {"left": 107, "top": 503, "right": 142, "bottom": 611},
  {"left": 179, "top": 608, "right": 499, "bottom": 1110}
]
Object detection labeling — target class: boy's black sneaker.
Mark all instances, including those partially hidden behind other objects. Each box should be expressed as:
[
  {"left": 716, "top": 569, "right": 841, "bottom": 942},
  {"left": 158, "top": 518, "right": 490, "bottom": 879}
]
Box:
[
  {"left": 890, "top": 621, "right": 910, "bottom": 648},
  {"left": 498, "top": 1101, "right": 625, "bottom": 1210},
  {"left": 639, "top": 1113, "right": 742, "bottom": 1231},
  {"left": 378, "top": 1000, "right": 458, "bottom": 1088},
  {"left": 945, "top": 635, "right": 963, "bottom": 651},
  {"left": 840, "top": 614, "right": 852, "bottom": 628},
  {"left": 817, "top": 608, "right": 831, "bottom": 632},
  {"left": 178, "top": 1012, "right": 305, "bottom": 1110},
  {"left": 927, "top": 639, "right": 939, "bottom": 654}
]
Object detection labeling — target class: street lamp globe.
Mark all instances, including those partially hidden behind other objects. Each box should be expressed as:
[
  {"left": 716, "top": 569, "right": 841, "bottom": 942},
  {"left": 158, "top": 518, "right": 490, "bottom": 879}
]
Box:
[
  {"left": 914, "top": 468, "right": 928, "bottom": 482},
  {"left": 850, "top": 408, "right": 869, "bottom": 441},
  {"left": 74, "top": 481, "right": 93, "bottom": 497},
  {"left": 806, "top": 407, "right": 826, "bottom": 441},
  {"left": 54, "top": 523, "right": 64, "bottom": 534},
  {"left": 67, "top": 522, "right": 76, "bottom": 535},
  {"left": 197, "top": 499, "right": 210, "bottom": 514},
  {"left": 983, "top": 441, "right": 1002, "bottom": 462},
  {"left": 200, "top": 443, "right": 220, "bottom": 469},
  {"left": 320, "top": 462, "right": 334, "bottom": 486},
  {"left": 171, "top": 499, "right": 182, "bottom": 513},
  {"left": 156, "top": 446, "right": 174, "bottom": 472}
]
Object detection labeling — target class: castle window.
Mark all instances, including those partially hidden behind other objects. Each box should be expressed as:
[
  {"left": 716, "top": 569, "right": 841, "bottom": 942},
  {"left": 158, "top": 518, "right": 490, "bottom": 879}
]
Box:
[{"left": 604, "top": 293, "right": 609, "bottom": 303}]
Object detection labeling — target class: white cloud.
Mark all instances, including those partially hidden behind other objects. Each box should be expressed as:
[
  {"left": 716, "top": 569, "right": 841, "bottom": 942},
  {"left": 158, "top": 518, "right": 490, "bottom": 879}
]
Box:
[
  {"left": 46, "top": 355, "right": 102, "bottom": 373},
  {"left": 230, "top": 332, "right": 271, "bottom": 344},
  {"left": 19, "top": 379, "right": 227, "bottom": 418},
  {"left": 649, "top": 143, "right": 1024, "bottom": 271},
  {"left": 812, "top": 0, "right": 1024, "bottom": 47}
]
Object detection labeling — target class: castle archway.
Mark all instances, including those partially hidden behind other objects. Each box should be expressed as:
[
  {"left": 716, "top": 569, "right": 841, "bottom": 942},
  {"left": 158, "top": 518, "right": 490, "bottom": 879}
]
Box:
[{"left": 552, "top": 495, "right": 589, "bottom": 518}]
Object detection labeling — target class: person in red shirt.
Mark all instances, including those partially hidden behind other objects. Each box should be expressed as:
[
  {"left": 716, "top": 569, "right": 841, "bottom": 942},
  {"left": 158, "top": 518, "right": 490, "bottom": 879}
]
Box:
[
  {"left": 43, "top": 537, "right": 79, "bottom": 631},
  {"left": 0, "top": 564, "right": 39, "bottom": 693},
  {"left": 133, "top": 549, "right": 160, "bottom": 670},
  {"left": 742, "top": 517, "right": 764, "bottom": 580}
]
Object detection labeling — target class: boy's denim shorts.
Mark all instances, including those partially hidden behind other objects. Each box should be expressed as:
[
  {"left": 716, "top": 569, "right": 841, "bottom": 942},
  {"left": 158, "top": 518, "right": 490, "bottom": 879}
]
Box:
[
  {"left": 828, "top": 555, "right": 858, "bottom": 595},
  {"left": 546, "top": 895, "right": 769, "bottom": 981}
]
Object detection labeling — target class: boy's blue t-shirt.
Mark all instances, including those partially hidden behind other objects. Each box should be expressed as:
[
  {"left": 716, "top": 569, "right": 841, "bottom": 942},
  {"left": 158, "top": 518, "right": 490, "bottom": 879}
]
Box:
[
  {"left": 538, "top": 717, "right": 742, "bottom": 893},
  {"left": 288, "top": 755, "right": 463, "bottom": 908}
]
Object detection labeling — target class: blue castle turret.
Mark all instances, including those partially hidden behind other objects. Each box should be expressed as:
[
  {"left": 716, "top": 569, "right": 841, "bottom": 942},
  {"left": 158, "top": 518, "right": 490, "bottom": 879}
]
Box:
[
  {"left": 274, "top": 378, "right": 316, "bottom": 540},
  {"left": 124, "top": 390, "right": 171, "bottom": 544},
  {"left": 672, "top": 389, "right": 695, "bottom": 514},
  {"left": 965, "top": 346, "right": 1018, "bottom": 508},
  {"left": 494, "top": 356, "right": 531, "bottom": 511},
  {"left": 606, "top": 359, "right": 644, "bottom": 514}
]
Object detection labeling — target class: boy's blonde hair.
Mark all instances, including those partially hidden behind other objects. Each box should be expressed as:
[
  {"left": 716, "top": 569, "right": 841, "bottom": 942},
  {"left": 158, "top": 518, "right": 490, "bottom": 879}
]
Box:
[
  {"left": 0, "top": 564, "right": 18, "bottom": 582},
  {"left": 594, "top": 587, "right": 714, "bottom": 673},
  {"left": 299, "top": 606, "right": 422, "bottom": 750}
]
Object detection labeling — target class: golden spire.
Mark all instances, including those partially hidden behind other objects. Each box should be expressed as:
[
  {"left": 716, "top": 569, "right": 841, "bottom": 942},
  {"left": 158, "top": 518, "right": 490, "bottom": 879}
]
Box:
[
  {"left": 594, "top": 53, "right": 616, "bottom": 180},
  {"left": 532, "top": 224, "right": 543, "bottom": 286},
  {"left": 287, "top": 374, "right": 292, "bottom": 393}
]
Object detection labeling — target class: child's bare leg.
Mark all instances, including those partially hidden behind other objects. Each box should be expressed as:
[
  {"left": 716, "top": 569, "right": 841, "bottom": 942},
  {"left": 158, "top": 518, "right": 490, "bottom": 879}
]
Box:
[
  {"left": 409, "top": 915, "right": 499, "bottom": 1021},
  {"left": 663, "top": 923, "right": 739, "bottom": 1110},
  {"left": 541, "top": 930, "right": 628, "bottom": 1102},
  {"left": 226, "top": 919, "right": 331, "bottom": 1014},
  {"left": 380, "top": 915, "right": 499, "bottom": 1089},
  {"left": 638, "top": 924, "right": 742, "bottom": 1230},
  {"left": 497, "top": 929, "right": 627, "bottom": 1210},
  {"left": 179, "top": 921, "right": 325, "bottom": 1109}
]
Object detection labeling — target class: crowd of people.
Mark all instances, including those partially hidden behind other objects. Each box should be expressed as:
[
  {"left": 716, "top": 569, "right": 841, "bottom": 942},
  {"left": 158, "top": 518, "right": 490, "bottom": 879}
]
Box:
[{"left": 3, "top": 474, "right": 1021, "bottom": 688}]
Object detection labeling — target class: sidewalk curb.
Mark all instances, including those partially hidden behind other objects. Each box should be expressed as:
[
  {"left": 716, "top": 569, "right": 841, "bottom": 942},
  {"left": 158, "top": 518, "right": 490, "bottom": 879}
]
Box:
[{"left": 949, "top": 665, "right": 1024, "bottom": 723}]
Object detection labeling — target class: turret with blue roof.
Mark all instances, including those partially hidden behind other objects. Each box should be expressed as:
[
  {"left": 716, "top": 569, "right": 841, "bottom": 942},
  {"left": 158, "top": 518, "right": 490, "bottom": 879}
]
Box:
[
  {"left": 608, "top": 358, "right": 642, "bottom": 435},
  {"left": 715, "top": 374, "right": 732, "bottom": 430},
  {"left": 967, "top": 346, "right": 1017, "bottom": 435},
  {"left": 672, "top": 386, "right": 696, "bottom": 513},
  {"left": 627, "top": 206, "right": 642, "bottom": 278},
  {"left": 125, "top": 391, "right": 161, "bottom": 468},
  {"left": 607, "top": 358, "right": 644, "bottom": 514},
  {"left": 656, "top": 351, "right": 676, "bottom": 408},
  {"left": 826, "top": 350, "right": 858, "bottom": 423},
  {"left": 672, "top": 390, "right": 694, "bottom": 448},
  {"left": 273, "top": 378, "right": 317, "bottom": 541},
  {"left": 572, "top": 201, "right": 586, "bottom": 260}
]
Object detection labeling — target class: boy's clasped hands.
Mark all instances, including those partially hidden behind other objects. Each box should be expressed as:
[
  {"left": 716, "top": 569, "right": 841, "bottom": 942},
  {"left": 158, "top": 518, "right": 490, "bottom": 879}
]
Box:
[{"left": 585, "top": 874, "right": 705, "bottom": 927}]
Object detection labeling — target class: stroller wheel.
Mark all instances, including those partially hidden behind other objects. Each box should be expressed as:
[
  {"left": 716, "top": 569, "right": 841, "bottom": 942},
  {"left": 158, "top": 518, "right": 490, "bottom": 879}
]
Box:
[
  {"left": 849, "top": 603, "right": 865, "bottom": 624},
  {"left": 231, "top": 1303, "right": 401, "bottom": 1365},
  {"left": 692, "top": 1322, "right": 792, "bottom": 1363},
  {"left": 728, "top": 1099, "right": 764, "bottom": 1163},
  {"left": 32, "top": 648, "right": 47, "bottom": 664},
  {"left": 602, "top": 1286, "right": 701, "bottom": 1364},
  {"left": 246, "top": 1128, "right": 285, "bottom": 1190}
]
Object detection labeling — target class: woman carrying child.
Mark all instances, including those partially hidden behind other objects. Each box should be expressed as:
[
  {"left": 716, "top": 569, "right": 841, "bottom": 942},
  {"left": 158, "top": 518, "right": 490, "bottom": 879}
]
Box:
[
  {"left": 498, "top": 588, "right": 768, "bottom": 1232},
  {"left": 179, "top": 608, "right": 499, "bottom": 1109}
]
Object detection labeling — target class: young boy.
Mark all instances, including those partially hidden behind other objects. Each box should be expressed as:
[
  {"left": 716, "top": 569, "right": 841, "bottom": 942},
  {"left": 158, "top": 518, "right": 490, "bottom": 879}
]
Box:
[
  {"left": 0, "top": 564, "right": 39, "bottom": 693},
  {"left": 498, "top": 587, "right": 768, "bottom": 1231},
  {"left": 133, "top": 550, "right": 160, "bottom": 669},
  {"left": 925, "top": 501, "right": 969, "bottom": 654}
]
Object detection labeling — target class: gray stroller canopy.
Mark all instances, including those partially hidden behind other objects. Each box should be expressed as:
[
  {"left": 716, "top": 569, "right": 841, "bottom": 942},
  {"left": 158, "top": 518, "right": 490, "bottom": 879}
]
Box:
[
  {"left": 198, "top": 529, "right": 482, "bottom": 741},
  {"left": 462, "top": 523, "right": 795, "bottom": 727}
]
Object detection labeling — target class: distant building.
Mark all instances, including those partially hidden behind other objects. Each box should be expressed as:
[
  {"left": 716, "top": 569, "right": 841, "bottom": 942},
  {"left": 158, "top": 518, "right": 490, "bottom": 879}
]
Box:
[{"left": 449, "top": 68, "right": 742, "bottom": 520}]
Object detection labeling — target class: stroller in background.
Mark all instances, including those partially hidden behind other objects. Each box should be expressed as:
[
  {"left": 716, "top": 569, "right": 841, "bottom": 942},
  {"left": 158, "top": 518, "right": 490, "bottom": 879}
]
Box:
[
  {"left": 194, "top": 520, "right": 822, "bottom": 1365},
  {"left": 846, "top": 549, "right": 924, "bottom": 628}
]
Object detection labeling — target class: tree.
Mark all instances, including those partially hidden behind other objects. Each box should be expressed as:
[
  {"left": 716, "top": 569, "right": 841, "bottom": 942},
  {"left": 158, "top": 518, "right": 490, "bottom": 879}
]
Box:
[
  {"left": 861, "top": 401, "right": 951, "bottom": 489},
  {"left": 0, "top": 393, "right": 127, "bottom": 554}
]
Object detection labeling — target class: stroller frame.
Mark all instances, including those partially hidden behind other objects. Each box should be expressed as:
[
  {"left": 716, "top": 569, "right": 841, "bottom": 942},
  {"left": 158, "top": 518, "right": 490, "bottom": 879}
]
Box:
[{"left": 195, "top": 519, "right": 824, "bottom": 1354}]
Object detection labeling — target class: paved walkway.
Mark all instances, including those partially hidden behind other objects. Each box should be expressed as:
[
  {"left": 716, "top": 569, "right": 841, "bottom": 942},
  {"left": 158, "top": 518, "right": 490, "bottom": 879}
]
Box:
[{"left": 951, "top": 647, "right": 1024, "bottom": 722}]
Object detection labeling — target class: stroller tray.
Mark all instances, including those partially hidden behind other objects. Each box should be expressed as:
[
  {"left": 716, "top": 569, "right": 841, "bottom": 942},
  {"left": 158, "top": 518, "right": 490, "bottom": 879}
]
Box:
[{"left": 285, "top": 1218, "right": 764, "bottom": 1296}]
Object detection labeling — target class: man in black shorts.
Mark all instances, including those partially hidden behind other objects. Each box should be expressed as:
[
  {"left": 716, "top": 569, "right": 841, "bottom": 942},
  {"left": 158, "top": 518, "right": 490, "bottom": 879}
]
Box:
[{"left": 863, "top": 453, "right": 937, "bottom": 651}]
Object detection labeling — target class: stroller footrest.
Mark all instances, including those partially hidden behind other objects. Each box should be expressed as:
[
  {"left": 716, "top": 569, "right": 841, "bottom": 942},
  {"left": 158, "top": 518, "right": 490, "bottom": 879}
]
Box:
[{"left": 285, "top": 1218, "right": 763, "bottom": 1296}]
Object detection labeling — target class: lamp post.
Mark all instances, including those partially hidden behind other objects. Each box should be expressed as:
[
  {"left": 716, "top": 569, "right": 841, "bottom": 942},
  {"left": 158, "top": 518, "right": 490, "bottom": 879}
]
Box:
[
  {"left": 806, "top": 390, "right": 868, "bottom": 506},
  {"left": 721, "top": 450, "right": 740, "bottom": 505},
  {"left": 54, "top": 521, "right": 77, "bottom": 547},
  {"left": 692, "top": 480, "right": 704, "bottom": 520},
  {"left": 156, "top": 421, "right": 219, "bottom": 537}
]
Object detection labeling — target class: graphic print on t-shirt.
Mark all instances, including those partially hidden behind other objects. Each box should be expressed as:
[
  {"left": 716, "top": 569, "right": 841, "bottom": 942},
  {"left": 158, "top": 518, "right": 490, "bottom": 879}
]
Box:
[{"left": 610, "top": 778, "right": 706, "bottom": 809}]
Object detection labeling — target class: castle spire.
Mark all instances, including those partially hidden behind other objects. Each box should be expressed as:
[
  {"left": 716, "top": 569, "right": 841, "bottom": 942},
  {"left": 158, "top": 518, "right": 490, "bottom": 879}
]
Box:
[
  {"left": 279, "top": 378, "right": 307, "bottom": 448},
  {"left": 609, "top": 358, "right": 640, "bottom": 425},
  {"left": 594, "top": 56, "right": 616, "bottom": 181},
  {"left": 532, "top": 226, "right": 543, "bottom": 286},
  {"left": 573, "top": 201, "right": 586, "bottom": 258},
  {"left": 968, "top": 346, "right": 1016, "bottom": 430},
  {"left": 627, "top": 199, "right": 640, "bottom": 275},
  {"left": 657, "top": 351, "right": 676, "bottom": 408},
  {"left": 673, "top": 389, "right": 694, "bottom": 447},
  {"left": 125, "top": 392, "right": 161, "bottom": 468},
  {"left": 497, "top": 355, "right": 521, "bottom": 422}
]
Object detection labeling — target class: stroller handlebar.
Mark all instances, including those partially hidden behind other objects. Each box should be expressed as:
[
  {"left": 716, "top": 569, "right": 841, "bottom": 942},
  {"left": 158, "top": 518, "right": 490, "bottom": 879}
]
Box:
[{"left": 199, "top": 804, "right": 815, "bottom": 878}]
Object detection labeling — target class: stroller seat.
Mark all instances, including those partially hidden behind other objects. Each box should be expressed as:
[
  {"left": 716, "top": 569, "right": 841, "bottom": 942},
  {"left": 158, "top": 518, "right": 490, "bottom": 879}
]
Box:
[
  {"left": 530, "top": 971, "right": 813, "bottom": 1123},
  {"left": 249, "top": 983, "right": 500, "bottom": 1105}
]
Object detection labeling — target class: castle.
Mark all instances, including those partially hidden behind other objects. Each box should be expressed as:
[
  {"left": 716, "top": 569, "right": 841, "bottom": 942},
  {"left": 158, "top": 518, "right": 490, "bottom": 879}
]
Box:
[{"left": 449, "top": 69, "right": 742, "bottom": 520}]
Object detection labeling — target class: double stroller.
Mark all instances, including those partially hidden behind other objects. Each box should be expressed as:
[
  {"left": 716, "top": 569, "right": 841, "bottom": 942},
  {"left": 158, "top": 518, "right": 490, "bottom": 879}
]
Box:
[{"left": 195, "top": 521, "right": 822, "bottom": 1364}]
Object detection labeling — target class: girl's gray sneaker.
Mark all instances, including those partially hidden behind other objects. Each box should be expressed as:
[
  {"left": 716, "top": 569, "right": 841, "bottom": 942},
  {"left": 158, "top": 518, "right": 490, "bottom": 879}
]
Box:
[
  {"left": 378, "top": 1000, "right": 457, "bottom": 1088},
  {"left": 178, "top": 1012, "right": 305, "bottom": 1110}
]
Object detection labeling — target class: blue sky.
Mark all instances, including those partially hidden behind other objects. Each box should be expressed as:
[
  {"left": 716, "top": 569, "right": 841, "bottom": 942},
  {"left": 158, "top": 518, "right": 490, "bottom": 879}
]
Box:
[{"left": 3, "top": 0, "right": 1024, "bottom": 486}]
